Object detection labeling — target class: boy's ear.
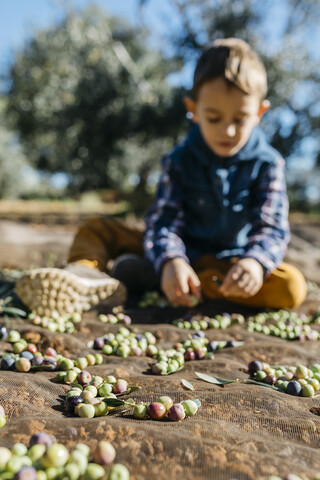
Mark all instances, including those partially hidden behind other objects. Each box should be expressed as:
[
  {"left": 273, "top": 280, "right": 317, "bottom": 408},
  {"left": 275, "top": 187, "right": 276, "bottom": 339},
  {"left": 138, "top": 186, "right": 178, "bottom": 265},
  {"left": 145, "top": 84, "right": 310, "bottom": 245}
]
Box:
[
  {"left": 183, "top": 96, "right": 198, "bottom": 122},
  {"left": 257, "top": 99, "right": 270, "bottom": 119}
]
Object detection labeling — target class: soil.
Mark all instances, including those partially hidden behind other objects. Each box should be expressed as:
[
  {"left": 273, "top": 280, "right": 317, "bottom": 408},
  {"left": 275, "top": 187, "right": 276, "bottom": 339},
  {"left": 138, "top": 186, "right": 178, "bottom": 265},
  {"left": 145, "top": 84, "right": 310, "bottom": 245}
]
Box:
[{"left": 1, "top": 216, "right": 320, "bottom": 480}]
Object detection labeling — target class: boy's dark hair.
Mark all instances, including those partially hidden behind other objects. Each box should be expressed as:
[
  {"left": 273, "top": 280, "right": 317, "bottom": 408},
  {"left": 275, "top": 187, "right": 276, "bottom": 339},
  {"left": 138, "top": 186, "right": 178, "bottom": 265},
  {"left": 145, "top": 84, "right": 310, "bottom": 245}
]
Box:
[{"left": 192, "top": 38, "right": 267, "bottom": 101}]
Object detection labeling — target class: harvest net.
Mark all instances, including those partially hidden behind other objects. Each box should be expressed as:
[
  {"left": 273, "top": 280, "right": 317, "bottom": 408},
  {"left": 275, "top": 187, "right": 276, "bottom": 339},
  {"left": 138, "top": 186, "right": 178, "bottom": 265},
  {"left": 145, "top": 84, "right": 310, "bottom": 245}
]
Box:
[{"left": 1, "top": 297, "right": 320, "bottom": 480}]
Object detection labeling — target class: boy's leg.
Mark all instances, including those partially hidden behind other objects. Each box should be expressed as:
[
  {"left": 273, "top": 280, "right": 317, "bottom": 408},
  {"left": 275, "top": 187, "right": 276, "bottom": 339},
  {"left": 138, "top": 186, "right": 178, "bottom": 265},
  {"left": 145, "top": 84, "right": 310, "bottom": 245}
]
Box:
[
  {"left": 68, "top": 217, "right": 159, "bottom": 294},
  {"left": 15, "top": 217, "right": 145, "bottom": 316},
  {"left": 194, "top": 256, "right": 307, "bottom": 309},
  {"left": 67, "top": 217, "right": 144, "bottom": 271}
]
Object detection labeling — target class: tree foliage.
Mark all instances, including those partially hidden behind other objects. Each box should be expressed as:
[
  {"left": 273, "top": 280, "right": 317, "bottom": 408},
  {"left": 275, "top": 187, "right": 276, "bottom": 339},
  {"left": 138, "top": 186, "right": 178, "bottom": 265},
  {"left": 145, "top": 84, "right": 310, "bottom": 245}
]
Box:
[
  {"left": 0, "top": 97, "right": 27, "bottom": 198},
  {"left": 4, "top": 1, "right": 320, "bottom": 202},
  {"left": 5, "top": 6, "right": 185, "bottom": 193}
]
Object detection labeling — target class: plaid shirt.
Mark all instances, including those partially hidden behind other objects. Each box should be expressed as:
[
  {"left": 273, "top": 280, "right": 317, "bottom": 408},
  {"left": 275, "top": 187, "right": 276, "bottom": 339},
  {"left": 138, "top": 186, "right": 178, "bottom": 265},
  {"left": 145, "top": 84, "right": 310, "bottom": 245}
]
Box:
[{"left": 144, "top": 125, "right": 290, "bottom": 276}]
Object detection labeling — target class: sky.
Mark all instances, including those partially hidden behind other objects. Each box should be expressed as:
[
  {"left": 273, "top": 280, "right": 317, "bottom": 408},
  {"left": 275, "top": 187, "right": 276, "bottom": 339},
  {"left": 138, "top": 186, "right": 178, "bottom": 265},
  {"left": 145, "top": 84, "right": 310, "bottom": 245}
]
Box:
[
  {"left": 0, "top": 0, "right": 176, "bottom": 74},
  {"left": 0, "top": 1, "right": 133, "bottom": 65}
]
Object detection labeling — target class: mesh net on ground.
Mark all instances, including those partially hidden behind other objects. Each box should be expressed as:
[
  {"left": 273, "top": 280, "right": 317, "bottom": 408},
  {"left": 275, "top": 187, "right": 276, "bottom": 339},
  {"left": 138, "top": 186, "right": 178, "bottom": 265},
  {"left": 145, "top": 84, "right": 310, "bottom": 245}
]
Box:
[{"left": 1, "top": 297, "right": 320, "bottom": 480}]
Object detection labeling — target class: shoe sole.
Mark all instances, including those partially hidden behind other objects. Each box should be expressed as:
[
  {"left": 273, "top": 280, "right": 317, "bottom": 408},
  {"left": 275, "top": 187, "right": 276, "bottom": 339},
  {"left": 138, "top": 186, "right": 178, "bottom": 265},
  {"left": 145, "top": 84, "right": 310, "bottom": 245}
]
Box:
[{"left": 15, "top": 268, "right": 126, "bottom": 317}]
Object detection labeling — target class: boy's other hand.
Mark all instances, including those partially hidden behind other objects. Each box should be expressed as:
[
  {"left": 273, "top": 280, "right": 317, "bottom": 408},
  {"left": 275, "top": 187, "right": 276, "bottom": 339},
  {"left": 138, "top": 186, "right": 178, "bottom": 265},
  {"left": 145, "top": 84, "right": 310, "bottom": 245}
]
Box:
[
  {"left": 219, "top": 258, "right": 264, "bottom": 298},
  {"left": 161, "top": 257, "right": 201, "bottom": 307}
]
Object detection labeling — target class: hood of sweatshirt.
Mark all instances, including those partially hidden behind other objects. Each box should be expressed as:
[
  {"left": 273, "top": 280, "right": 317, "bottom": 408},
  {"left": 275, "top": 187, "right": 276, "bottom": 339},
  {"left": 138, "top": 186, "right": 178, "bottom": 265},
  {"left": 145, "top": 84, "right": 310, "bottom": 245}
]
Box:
[{"left": 185, "top": 124, "right": 278, "bottom": 166}]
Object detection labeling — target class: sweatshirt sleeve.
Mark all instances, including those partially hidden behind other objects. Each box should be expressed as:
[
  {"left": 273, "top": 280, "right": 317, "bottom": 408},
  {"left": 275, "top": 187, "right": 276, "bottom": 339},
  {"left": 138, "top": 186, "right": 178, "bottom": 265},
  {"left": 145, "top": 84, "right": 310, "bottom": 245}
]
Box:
[
  {"left": 143, "top": 154, "right": 189, "bottom": 273},
  {"left": 241, "top": 155, "right": 290, "bottom": 275}
]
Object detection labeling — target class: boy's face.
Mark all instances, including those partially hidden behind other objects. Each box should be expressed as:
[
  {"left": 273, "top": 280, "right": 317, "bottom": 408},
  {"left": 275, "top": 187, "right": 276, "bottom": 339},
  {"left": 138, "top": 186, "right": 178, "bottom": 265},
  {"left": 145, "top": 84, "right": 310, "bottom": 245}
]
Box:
[{"left": 185, "top": 77, "right": 269, "bottom": 157}]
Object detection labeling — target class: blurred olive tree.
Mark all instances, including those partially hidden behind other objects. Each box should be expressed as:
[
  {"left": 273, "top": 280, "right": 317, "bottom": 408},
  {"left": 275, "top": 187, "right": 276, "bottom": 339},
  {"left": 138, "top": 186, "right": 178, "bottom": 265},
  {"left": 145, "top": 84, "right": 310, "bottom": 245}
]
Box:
[
  {"left": 5, "top": 6, "right": 185, "bottom": 194},
  {"left": 0, "top": 97, "right": 27, "bottom": 198},
  {"left": 5, "top": 1, "right": 320, "bottom": 205}
]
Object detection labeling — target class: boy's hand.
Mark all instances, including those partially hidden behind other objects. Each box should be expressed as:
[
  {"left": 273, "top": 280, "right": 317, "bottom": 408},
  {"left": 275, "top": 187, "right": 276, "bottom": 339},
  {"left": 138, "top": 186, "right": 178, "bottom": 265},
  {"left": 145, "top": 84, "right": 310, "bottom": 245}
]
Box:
[
  {"left": 219, "top": 258, "right": 264, "bottom": 298},
  {"left": 161, "top": 257, "right": 201, "bottom": 307}
]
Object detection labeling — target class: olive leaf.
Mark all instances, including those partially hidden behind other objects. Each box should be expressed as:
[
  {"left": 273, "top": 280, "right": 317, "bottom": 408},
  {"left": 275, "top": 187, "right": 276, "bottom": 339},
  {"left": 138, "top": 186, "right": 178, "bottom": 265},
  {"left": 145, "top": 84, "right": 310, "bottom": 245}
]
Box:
[
  {"left": 195, "top": 372, "right": 236, "bottom": 385},
  {"left": 0, "top": 296, "right": 27, "bottom": 318},
  {"left": 191, "top": 398, "right": 202, "bottom": 407},
  {"left": 102, "top": 398, "right": 125, "bottom": 407},
  {"left": 181, "top": 379, "right": 195, "bottom": 391},
  {"left": 243, "top": 379, "right": 282, "bottom": 391},
  {"left": 69, "top": 382, "right": 83, "bottom": 388}
]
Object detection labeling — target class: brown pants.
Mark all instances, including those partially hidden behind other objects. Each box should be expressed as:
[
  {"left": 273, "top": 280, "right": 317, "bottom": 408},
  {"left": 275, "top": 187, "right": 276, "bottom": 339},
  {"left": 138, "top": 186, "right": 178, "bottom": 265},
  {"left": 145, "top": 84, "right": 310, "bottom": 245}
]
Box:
[{"left": 68, "top": 217, "right": 307, "bottom": 309}]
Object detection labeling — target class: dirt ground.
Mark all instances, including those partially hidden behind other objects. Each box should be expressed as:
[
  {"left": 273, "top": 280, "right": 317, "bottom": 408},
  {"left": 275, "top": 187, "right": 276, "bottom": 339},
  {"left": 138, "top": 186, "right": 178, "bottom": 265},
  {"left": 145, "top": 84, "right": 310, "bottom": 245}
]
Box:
[{"left": 1, "top": 216, "right": 320, "bottom": 480}]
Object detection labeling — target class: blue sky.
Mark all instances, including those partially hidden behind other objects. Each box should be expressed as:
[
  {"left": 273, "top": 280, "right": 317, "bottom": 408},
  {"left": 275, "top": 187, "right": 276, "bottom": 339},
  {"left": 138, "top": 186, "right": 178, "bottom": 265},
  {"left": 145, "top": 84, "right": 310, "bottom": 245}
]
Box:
[
  {"left": 0, "top": 0, "right": 194, "bottom": 91},
  {"left": 0, "top": 1, "right": 133, "bottom": 65},
  {"left": 0, "top": 1, "right": 171, "bottom": 67}
]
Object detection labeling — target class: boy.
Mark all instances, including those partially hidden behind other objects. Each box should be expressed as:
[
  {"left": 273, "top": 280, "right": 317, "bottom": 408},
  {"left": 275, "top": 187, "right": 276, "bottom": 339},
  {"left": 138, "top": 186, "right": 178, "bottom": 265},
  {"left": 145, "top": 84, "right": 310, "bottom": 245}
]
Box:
[{"left": 16, "top": 38, "right": 306, "bottom": 316}]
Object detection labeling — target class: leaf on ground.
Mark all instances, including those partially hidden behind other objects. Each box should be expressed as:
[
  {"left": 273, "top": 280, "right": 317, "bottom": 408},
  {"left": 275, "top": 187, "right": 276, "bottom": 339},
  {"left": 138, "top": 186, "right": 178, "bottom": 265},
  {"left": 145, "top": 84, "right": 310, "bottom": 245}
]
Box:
[
  {"left": 191, "top": 398, "right": 202, "bottom": 407},
  {"left": 181, "top": 379, "right": 195, "bottom": 391},
  {"left": 195, "top": 372, "right": 236, "bottom": 385},
  {"left": 243, "top": 379, "right": 281, "bottom": 391},
  {"left": 102, "top": 398, "right": 125, "bottom": 407}
]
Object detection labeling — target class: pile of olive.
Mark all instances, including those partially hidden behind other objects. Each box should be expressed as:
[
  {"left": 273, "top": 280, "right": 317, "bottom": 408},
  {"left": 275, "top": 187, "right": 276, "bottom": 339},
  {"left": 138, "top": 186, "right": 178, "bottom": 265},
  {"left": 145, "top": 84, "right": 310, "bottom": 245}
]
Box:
[
  {"left": 248, "top": 360, "right": 320, "bottom": 397},
  {"left": 173, "top": 312, "right": 245, "bottom": 331},
  {"left": 0, "top": 433, "right": 130, "bottom": 479}
]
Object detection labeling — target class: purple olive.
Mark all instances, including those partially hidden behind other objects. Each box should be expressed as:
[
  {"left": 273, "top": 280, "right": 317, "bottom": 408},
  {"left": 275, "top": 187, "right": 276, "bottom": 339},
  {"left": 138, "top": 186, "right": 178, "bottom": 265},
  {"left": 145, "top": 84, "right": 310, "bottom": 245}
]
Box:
[
  {"left": 94, "top": 337, "right": 105, "bottom": 350},
  {"left": 184, "top": 350, "right": 196, "bottom": 361},
  {"left": 45, "top": 347, "right": 57, "bottom": 357},
  {"left": 77, "top": 371, "right": 92, "bottom": 386},
  {"left": 1, "top": 356, "right": 15, "bottom": 370},
  {"left": 264, "top": 374, "right": 276, "bottom": 385},
  {"left": 42, "top": 357, "right": 58, "bottom": 370},
  {"left": 167, "top": 403, "right": 186, "bottom": 422},
  {"left": 286, "top": 380, "right": 302, "bottom": 396},
  {"left": 194, "top": 347, "right": 205, "bottom": 360},
  {"left": 248, "top": 361, "right": 262, "bottom": 375},
  {"left": 29, "top": 432, "right": 55, "bottom": 448},
  {"left": 147, "top": 402, "right": 166, "bottom": 420},
  {"left": 31, "top": 355, "right": 44, "bottom": 367},
  {"left": 14, "top": 466, "right": 37, "bottom": 480},
  {"left": 67, "top": 396, "right": 84, "bottom": 414},
  {"left": 20, "top": 351, "right": 34, "bottom": 361},
  {"left": 112, "top": 379, "right": 128, "bottom": 395}
]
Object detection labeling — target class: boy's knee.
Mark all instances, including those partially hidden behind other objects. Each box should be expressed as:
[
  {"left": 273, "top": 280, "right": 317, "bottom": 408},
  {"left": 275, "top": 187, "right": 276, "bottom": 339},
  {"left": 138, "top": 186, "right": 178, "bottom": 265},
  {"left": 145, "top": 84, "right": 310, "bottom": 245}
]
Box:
[{"left": 277, "top": 264, "right": 307, "bottom": 309}]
